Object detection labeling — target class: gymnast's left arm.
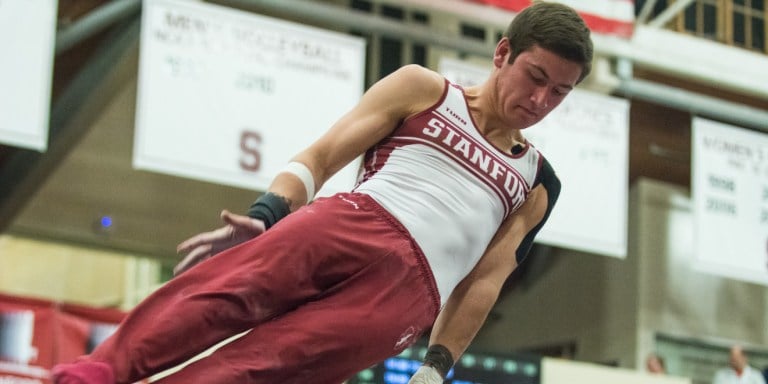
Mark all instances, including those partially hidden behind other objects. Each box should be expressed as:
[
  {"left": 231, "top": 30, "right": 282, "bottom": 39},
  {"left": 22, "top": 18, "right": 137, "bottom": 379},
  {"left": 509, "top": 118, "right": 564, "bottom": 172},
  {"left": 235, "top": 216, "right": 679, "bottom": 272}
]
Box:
[
  {"left": 174, "top": 65, "right": 443, "bottom": 276},
  {"left": 409, "top": 181, "right": 557, "bottom": 382}
]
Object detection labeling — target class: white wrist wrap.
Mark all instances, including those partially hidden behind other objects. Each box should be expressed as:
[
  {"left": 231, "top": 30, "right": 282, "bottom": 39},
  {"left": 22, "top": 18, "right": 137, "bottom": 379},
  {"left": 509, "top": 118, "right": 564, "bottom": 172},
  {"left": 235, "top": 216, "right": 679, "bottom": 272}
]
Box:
[
  {"left": 281, "top": 162, "right": 316, "bottom": 201},
  {"left": 409, "top": 366, "right": 444, "bottom": 384}
]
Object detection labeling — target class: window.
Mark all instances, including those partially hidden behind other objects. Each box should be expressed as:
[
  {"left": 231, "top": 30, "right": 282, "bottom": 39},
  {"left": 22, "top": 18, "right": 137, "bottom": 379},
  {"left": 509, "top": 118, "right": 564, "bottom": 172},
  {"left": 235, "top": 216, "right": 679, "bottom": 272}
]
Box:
[
  {"left": 680, "top": 0, "right": 721, "bottom": 41},
  {"left": 669, "top": 0, "right": 767, "bottom": 53},
  {"left": 729, "top": 0, "right": 766, "bottom": 50}
]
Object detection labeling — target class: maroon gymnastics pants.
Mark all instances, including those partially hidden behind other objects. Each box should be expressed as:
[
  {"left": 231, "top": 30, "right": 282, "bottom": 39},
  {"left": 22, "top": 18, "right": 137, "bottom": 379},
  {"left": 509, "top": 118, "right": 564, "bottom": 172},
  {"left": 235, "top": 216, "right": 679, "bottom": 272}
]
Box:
[{"left": 58, "top": 193, "right": 440, "bottom": 384}]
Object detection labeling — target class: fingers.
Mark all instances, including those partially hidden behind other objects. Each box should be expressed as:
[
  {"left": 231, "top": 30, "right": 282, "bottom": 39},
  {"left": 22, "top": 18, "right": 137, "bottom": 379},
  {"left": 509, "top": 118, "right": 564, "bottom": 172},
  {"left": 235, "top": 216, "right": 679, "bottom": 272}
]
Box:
[
  {"left": 221, "top": 209, "right": 266, "bottom": 233},
  {"left": 176, "top": 225, "right": 231, "bottom": 254},
  {"left": 174, "top": 210, "right": 265, "bottom": 277},
  {"left": 173, "top": 243, "right": 212, "bottom": 276},
  {"left": 175, "top": 225, "right": 233, "bottom": 276},
  {"left": 220, "top": 209, "right": 236, "bottom": 223}
]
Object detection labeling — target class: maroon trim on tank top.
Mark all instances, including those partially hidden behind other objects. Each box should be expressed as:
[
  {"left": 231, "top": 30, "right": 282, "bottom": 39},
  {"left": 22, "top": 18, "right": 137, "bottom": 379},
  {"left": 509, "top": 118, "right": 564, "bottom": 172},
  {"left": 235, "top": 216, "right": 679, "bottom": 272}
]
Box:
[
  {"left": 358, "top": 80, "right": 451, "bottom": 185},
  {"left": 403, "top": 78, "right": 452, "bottom": 126},
  {"left": 373, "top": 112, "right": 533, "bottom": 214},
  {"left": 426, "top": 109, "right": 529, "bottom": 185},
  {"left": 375, "top": 134, "right": 520, "bottom": 215}
]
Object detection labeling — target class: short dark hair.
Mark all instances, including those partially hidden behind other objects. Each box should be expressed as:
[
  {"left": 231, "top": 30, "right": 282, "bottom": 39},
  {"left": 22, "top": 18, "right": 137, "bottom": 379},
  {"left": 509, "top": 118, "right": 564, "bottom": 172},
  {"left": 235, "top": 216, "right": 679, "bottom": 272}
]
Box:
[{"left": 504, "top": 1, "right": 593, "bottom": 83}]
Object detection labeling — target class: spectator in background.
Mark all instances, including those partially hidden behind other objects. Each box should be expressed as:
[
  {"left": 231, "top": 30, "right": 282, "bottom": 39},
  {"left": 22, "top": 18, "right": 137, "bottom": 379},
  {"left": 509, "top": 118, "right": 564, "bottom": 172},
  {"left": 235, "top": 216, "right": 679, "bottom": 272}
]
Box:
[
  {"left": 646, "top": 353, "right": 667, "bottom": 375},
  {"left": 712, "top": 345, "right": 766, "bottom": 384}
]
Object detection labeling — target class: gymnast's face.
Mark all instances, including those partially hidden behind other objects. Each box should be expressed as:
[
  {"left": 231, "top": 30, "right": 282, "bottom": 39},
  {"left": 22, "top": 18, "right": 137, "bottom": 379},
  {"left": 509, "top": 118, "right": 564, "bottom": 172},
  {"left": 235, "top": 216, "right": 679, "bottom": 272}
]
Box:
[{"left": 492, "top": 41, "right": 582, "bottom": 129}]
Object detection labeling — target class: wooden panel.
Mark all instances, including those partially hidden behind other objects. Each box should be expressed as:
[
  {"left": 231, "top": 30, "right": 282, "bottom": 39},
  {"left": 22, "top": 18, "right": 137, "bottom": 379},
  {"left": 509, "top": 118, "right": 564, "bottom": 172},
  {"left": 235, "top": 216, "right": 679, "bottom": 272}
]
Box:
[{"left": 629, "top": 100, "right": 692, "bottom": 188}]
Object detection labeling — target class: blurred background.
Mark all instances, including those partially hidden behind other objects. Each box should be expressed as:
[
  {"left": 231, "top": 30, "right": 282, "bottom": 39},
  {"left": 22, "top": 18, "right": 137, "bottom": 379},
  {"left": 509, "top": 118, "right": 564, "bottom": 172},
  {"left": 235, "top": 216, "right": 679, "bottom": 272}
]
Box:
[{"left": 0, "top": 0, "right": 767, "bottom": 383}]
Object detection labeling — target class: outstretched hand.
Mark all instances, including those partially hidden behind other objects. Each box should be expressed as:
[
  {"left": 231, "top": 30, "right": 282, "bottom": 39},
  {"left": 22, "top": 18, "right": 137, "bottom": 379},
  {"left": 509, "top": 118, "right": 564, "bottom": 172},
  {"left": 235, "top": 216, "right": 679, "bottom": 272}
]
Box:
[{"left": 174, "top": 210, "right": 266, "bottom": 276}]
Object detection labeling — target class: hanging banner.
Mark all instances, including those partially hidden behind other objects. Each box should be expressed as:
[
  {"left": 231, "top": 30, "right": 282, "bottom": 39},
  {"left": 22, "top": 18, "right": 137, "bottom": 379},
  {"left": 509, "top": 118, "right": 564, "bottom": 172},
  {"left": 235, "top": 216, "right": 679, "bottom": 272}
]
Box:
[
  {"left": 692, "top": 118, "right": 768, "bottom": 285},
  {"left": 0, "top": 0, "right": 58, "bottom": 151},
  {"left": 524, "top": 89, "right": 629, "bottom": 258},
  {"left": 467, "top": 0, "right": 635, "bottom": 38},
  {"left": 0, "top": 294, "right": 56, "bottom": 384},
  {"left": 439, "top": 58, "right": 629, "bottom": 258},
  {"left": 0, "top": 293, "right": 128, "bottom": 384},
  {"left": 134, "top": 0, "right": 366, "bottom": 196}
]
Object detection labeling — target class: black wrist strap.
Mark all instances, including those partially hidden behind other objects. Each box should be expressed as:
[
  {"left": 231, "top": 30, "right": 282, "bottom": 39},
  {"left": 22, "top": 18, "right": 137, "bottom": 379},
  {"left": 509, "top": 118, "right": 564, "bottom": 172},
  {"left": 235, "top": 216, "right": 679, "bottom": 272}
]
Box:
[
  {"left": 424, "top": 344, "right": 454, "bottom": 378},
  {"left": 246, "top": 192, "right": 291, "bottom": 230}
]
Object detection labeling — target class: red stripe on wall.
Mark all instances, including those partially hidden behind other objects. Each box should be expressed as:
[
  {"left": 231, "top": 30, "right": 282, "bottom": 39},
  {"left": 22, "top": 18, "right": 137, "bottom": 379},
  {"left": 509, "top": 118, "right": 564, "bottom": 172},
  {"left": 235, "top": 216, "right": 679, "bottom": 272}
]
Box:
[{"left": 468, "top": 0, "right": 634, "bottom": 38}]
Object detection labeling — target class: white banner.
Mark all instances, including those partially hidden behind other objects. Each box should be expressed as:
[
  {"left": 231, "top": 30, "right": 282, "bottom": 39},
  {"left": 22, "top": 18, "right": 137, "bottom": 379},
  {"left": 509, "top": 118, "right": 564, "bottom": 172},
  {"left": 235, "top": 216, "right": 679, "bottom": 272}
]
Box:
[
  {"left": 692, "top": 118, "right": 768, "bottom": 285},
  {"left": 134, "top": 0, "right": 366, "bottom": 196},
  {"left": 439, "top": 57, "right": 629, "bottom": 258},
  {"left": 0, "top": 0, "right": 58, "bottom": 151}
]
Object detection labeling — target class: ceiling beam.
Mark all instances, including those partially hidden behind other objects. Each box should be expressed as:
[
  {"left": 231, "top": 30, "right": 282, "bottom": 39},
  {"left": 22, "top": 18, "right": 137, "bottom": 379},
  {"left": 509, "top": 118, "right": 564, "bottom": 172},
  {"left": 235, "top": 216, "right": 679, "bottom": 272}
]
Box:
[
  {"left": 647, "top": 0, "right": 695, "bottom": 28},
  {"left": 56, "top": 0, "right": 141, "bottom": 55},
  {"left": 636, "top": 0, "right": 659, "bottom": 24}
]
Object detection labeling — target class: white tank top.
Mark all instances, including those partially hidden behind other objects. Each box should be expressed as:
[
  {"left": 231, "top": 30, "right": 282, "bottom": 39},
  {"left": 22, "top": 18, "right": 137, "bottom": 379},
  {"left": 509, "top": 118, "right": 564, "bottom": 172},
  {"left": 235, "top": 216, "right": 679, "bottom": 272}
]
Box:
[{"left": 354, "top": 79, "right": 543, "bottom": 305}]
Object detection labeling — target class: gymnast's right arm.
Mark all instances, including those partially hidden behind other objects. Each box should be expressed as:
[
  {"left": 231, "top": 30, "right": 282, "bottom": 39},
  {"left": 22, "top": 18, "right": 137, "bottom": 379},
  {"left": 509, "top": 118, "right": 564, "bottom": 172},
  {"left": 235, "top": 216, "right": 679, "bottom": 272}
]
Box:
[
  {"left": 409, "top": 161, "right": 561, "bottom": 383},
  {"left": 174, "top": 65, "right": 444, "bottom": 275}
]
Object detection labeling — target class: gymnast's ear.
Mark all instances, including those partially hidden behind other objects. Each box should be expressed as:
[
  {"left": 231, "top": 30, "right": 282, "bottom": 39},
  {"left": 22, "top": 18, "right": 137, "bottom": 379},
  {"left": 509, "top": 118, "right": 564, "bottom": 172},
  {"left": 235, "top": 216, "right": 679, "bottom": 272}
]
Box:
[{"left": 493, "top": 38, "right": 511, "bottom": 69}]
